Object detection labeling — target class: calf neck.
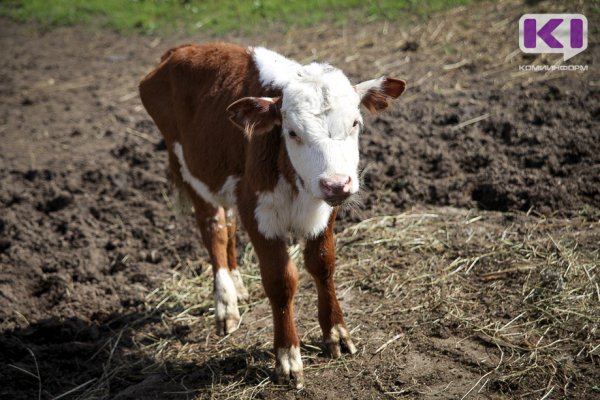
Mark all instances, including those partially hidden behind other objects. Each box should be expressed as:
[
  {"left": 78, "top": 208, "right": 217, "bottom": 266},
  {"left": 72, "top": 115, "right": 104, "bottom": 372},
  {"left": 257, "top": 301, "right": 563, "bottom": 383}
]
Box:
[{"left": 139, "top": 42, "right": 405, "bottom": 388}]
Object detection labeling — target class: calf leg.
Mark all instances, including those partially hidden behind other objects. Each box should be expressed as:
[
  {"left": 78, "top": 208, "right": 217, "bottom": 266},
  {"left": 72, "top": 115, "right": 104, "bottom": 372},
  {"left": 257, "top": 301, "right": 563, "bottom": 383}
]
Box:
[
  {"left": 191, "top": 197, "right": 240, "bottom": 335},
  {"left": 225, "top": 209, "right": 249, "bottom": 302},
  {"left": 239, "top": 205, "right": 303, "bottom": 388},
  {"left": 258, "top": 240, "right": 303, "bottom": 388},
  {"left": 304, "top": 209, "right": 356, "bottom": 358}
]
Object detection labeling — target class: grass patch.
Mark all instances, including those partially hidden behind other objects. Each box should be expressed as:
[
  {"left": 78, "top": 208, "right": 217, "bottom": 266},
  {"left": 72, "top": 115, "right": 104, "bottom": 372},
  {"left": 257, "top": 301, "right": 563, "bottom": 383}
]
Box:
[{"left": 0, "top": 0, "right": 474, "bottom": 34}]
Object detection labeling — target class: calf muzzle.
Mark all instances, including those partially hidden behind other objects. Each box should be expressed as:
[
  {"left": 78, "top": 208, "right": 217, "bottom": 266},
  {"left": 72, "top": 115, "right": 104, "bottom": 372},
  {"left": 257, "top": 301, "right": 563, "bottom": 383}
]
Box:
[{"left": 319, "top": 174, "right": 352, "bottom": 206}]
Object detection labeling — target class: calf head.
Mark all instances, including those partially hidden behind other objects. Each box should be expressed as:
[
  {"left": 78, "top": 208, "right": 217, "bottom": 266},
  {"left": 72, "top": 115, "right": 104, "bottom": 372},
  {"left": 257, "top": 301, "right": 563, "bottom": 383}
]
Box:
[{"left": 228, "top": 64, "right": 405, "bottom": 206}]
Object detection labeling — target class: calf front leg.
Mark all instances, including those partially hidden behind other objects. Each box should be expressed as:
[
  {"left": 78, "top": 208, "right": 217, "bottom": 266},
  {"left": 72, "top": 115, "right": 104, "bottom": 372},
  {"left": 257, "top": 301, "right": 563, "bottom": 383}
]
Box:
[
  {"left": 241, "top": 213, "right": 303, "bottom": 388},
  {"left": 304, "top": 209, "right": 357, "bottom": 358},
  {"left": 258, "top": 239, "right": 303, "bottom": 388}
]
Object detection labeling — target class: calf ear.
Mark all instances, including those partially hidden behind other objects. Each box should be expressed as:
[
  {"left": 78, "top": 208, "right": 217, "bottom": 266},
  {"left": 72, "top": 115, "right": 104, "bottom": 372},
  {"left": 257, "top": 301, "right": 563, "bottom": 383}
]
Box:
[
  {"left": 227, "top": 97, "right": 281, "bottom": 135},
  {"left": 355, "top": 77, "right": 406, "bottom": 113}
]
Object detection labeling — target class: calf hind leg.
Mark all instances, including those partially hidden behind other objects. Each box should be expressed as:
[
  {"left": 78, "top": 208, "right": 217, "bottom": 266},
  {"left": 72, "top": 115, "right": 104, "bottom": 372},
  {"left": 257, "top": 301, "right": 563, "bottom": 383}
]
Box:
[
  {"left": 225, "top": 209, "right": 249, "bottom": 302},
  {"left": 191, "top": 196, "right": 240, "bottom": 335}
]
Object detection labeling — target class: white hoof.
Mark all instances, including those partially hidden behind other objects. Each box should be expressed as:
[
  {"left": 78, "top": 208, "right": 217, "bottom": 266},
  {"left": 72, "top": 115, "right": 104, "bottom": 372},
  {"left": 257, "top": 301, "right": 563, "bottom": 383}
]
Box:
[
  {"left": 231, "top": 269, "right": 249, "bottom": 302},
  {"left": 275, "top": 345, "right": 304, "bottom": 389},
  {"left": 326, "top": 324, "right": 357, "bottom": 358},
  {"left": 214, "top": 268, "right": 240, "bottom": 335}
]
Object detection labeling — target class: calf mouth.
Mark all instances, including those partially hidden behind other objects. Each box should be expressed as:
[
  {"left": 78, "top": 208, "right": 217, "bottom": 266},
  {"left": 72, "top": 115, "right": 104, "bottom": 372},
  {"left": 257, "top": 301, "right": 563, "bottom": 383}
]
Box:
[{"left": 323, "top": 193, "right": 356, "bottom": 207}]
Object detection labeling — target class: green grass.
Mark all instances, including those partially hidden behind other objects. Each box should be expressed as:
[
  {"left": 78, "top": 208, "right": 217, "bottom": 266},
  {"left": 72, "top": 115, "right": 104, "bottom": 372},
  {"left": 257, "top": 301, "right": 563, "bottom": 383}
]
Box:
[{"left": 0, "top": 0, "right": 473, "bottom": 34}]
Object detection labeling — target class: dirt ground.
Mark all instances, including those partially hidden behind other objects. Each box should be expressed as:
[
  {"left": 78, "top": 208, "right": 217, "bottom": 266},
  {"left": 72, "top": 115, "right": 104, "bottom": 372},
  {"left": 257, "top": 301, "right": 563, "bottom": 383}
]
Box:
[{"left": 1, "top": 0, "right": 599, "bottom": 399}]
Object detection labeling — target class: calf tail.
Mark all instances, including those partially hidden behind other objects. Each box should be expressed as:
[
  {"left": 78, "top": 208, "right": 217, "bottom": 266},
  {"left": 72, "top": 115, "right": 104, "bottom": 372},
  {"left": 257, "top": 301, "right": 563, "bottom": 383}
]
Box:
[
  {"left": 172, "top": 172, "right": 194, "bottom": 217},
  {"left": 166, "top": 151, "right": 193, "bottom": 217}
]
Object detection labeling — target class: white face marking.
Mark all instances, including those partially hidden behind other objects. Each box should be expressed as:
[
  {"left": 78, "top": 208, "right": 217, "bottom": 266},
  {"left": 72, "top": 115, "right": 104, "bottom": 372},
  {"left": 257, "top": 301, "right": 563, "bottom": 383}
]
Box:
[
  {"left": 251, "top": 49, "right": 362, "bottom": 200},
  {"left": 214, "top": 268, "right": 240, "bottom": 323},
  {"left": 280, "top": 67, "right": 361, "bottom": 199},
  {"left": 255, "top": 176, "right": 332, "bottom": 239},
  {"left": 173, "top": 142, "right": 239, "bottom": 208}
]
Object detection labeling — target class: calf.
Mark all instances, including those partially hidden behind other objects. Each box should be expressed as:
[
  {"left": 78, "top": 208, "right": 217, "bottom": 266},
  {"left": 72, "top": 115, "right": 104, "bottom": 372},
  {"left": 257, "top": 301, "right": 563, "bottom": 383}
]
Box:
[{"left": 139, "top": 43, "right": 405, "bottom": 388}]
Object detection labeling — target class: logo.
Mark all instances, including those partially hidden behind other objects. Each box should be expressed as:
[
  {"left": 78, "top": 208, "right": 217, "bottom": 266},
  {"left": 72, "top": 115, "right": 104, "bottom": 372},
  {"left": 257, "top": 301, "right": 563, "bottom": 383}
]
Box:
[{"left": 519, "top": 14, "right": 588, "bottom": 61}]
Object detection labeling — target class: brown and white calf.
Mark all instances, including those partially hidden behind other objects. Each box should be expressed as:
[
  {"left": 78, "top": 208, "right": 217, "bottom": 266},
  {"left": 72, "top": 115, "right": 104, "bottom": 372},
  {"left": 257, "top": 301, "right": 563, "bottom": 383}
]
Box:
[{"left": 139, "top": 43, "right": 405, "bottom": 388}]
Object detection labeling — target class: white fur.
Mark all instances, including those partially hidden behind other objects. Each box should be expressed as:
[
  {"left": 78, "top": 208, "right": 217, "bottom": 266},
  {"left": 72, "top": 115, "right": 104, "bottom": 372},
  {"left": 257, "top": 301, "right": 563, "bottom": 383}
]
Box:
[
  {"left": 251, "top": 47, "right": 301, "bottom": 88},
  {"left": 173, "top": 142, "right": 239, "bottom": 208},
  {"left": 329, "top": 324, "right": 357, "bottom": 351},
  {"left": 252, "top": 50, "right": 363, "bottom": 200},
  {"left": 206, "top": 214, "right": 225, "bottom": 232},
  {"left": 276, "top": 345, "right": 303, "bottom": 377},
  {"left": 354, "top": 77, "right": 385, "bottom": 98},
  {"left": 230, "top": 268, "right": 249, "bottom": 301},
  {"left": 214, "top": 268, "right": 240, "bottom": 322},
  {"left": 255, "top": 176, "right": 332, "bottom": 239},
  {"left": 218, "top": 176, "right": 240, "bottom": 208},
  {"left": 281, "top": 67, "right": 362, "bottom": 198}
]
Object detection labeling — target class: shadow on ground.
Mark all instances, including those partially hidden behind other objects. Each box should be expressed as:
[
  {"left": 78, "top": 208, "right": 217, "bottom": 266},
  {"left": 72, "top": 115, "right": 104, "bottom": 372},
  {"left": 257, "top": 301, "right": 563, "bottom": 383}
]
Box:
[{"left": 0, "top": 313, "right": 274, "bottom": 400}]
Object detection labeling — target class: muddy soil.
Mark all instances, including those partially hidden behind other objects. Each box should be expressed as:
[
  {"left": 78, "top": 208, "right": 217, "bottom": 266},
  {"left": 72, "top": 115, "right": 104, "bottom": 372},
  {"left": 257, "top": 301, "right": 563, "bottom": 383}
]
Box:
[{"left": 1, "top": 0, "right": 598, "bottom": 399}]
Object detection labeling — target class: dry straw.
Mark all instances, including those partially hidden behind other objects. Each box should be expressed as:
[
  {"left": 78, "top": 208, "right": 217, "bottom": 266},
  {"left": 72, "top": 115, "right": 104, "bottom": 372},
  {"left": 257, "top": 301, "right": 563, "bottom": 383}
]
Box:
[{"left": 66, "top": 207, "right": 597, "bottom": 399}]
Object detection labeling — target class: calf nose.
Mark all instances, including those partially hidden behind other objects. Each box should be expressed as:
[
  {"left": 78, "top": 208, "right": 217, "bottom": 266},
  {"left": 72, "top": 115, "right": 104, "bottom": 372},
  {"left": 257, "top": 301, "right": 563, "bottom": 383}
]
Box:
[{"left": 319, "top": 174, "right": 352, "bottom": 205}]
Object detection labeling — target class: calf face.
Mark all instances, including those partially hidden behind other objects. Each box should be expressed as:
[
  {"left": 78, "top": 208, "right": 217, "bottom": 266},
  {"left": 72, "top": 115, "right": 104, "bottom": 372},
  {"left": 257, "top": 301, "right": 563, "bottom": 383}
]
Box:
[{"left": 229, "top": 64, "right": 405, "bottom": 206}]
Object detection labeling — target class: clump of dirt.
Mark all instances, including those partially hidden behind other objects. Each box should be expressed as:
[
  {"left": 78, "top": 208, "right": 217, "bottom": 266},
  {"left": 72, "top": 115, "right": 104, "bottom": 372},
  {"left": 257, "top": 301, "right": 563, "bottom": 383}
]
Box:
[
  {"left": 1, "top": 0, "right": 599, "bottom": 398},
  {"left": 359, "top": 76, "right": 600, "bottom": 216}
]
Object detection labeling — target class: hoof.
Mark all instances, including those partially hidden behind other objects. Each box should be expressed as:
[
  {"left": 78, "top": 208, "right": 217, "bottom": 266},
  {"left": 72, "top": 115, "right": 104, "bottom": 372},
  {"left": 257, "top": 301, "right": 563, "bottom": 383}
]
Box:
[
  {"left": 215, "top": 316, "right": 239, "bottom": 336},
  {"left": 231, "top": 269, "right": 249, "bottom": 303},
  {"left": 214, "top": 269, "right": 240, "bottom": 335},
  {"left": 326, "top": 324, "right": 357, "bottom": 359},
  {"left": 275, "top": 346, "right": 304, "bottom": 389}
]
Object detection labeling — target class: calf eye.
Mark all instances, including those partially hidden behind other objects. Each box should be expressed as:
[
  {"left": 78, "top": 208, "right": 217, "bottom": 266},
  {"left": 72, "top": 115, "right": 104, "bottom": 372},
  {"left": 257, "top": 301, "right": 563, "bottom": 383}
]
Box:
[
  {"left": 353, "top": 120, "right": 359, "bottom": 128},
  {"left": 287, "top": 130, "right": 302, "bottom": 144}
]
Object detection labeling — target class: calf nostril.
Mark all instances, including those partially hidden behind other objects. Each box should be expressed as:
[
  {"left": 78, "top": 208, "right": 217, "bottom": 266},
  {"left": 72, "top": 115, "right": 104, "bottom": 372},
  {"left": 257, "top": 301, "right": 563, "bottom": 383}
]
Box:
[
  {"left": 343, "top": 176, "right": 352, "bottom": 191},
  {"left": 320, "top": 175, "right": 352, "bottom": 198},
  {"left": 319, "top": 179, "right": 332, "bottom": 191}
]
